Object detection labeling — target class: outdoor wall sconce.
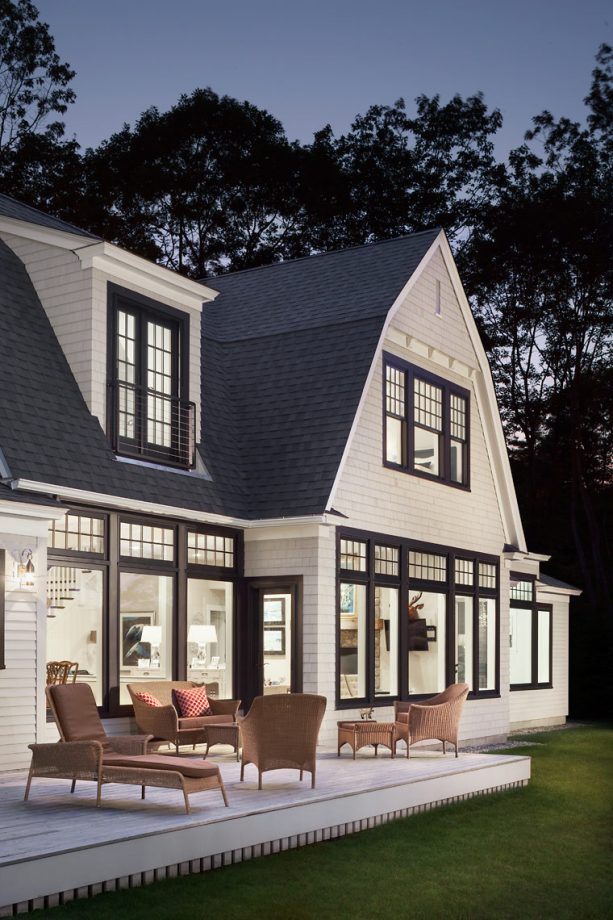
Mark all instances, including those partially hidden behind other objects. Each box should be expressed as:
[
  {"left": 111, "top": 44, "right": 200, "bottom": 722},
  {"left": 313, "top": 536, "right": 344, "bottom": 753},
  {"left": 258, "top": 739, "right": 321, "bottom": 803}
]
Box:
[{"left": 16, "top": 548, "right": 36, "bottom": 591}]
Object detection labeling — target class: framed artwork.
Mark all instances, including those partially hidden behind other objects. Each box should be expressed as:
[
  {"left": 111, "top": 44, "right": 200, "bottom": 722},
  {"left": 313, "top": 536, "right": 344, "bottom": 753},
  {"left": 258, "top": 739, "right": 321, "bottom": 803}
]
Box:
[
  {"left": 263, "top": 597, "right": 286, "bottom": 625},
  {"left": 263, "top": 627, "right": 285, "bottom": 655},
  {"left": 340, "top": 583, "right": 355, "bottom": 615},
  {"left": 121, "top": 612, "right": 153, "bottom": 666}
]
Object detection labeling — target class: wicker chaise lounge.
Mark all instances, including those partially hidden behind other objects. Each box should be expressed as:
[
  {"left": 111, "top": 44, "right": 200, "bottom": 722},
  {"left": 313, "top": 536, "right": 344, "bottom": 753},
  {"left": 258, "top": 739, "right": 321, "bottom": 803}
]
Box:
[
  {"left": 128, "top": 681, "right": 240, "bottom": 753},
  {"left": 394, "top": 683, "right": 469, "bottom": 758},
  {"left": 239, "top": 693, "right": 326, "bottom": 789},
  {"left": 25, "top": 684, "right": 229, "bottom": 814}
]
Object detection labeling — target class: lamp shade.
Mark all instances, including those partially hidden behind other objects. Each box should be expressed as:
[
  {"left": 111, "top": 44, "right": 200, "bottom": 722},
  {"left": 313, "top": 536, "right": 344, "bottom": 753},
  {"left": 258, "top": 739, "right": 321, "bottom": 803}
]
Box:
[
  {"left": 140, "top": 625, "right": 162, "bottom": 646},
  {"left": 188, "top": 624, "right": 217, "bottom": 645}
]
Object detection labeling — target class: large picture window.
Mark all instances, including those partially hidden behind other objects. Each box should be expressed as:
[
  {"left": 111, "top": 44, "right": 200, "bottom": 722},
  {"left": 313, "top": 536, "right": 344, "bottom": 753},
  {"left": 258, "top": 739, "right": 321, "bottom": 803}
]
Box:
[
  {"left": 108, "top": 286, "right": 195, "bottom": 468},
  {"left": 337, "top": 529, "right": 499, "bottom": 706},
  {"left": 510, "top": 573, "right": 552, "bottom": 689},
  {"left": 47, "top": 506, "right": 242, "bottom": 715},
  {"left": 383, "top": 355, "right": 470, "bottom": 488}
]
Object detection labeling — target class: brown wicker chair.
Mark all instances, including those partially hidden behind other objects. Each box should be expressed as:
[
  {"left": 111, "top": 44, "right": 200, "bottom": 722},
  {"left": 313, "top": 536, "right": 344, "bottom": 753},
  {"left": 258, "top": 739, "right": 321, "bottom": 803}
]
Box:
[
  {"left": 128, "top": 681, "right": 240, "bottom": 754},
  {"left": 394, "top": 683, "right": 469, "bottom": 758},
  {"left": 25, "top": 684, "right": 228, "bottom": 814},
  {"left": 239, "top": 693, "right": 326, "bottom": 789}
]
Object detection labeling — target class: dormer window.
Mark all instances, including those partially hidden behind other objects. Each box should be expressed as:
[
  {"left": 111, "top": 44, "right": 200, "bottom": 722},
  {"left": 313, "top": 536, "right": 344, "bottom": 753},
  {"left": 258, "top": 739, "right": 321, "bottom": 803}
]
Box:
[{"left": 108, "top": 285, "right": 195, "bottom": 468}]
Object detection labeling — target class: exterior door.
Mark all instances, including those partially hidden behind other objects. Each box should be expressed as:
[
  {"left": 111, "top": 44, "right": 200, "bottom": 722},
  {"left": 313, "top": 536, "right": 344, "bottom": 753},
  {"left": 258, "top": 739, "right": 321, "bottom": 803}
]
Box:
[{"left": 241, "top": 578, "right": 302, "bottom": 710}]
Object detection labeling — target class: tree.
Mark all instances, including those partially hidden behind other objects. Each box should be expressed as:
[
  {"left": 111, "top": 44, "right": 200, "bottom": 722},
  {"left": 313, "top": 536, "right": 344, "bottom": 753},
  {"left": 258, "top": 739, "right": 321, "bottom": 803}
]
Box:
[
  {"left": 0, "top": 0, "right": 77, "bottom": 208},
  {"left": 462, "top": 45, "right": 613, "bottom": 715},
  {"left": 0, "top": 0, "right": 74, "bottom": 151},
  {"left": 305, "top": 93, "right": 504, "bottom": 251},
  {"left": 81, "top": 89, "right": 310, "bottom": 278}
]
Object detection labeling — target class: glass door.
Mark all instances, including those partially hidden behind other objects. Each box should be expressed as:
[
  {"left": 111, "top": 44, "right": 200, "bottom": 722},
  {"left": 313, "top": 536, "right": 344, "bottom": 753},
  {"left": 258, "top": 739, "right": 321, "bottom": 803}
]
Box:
[{"left": 261, "top": 591, "right": 292, "bottom": 696}]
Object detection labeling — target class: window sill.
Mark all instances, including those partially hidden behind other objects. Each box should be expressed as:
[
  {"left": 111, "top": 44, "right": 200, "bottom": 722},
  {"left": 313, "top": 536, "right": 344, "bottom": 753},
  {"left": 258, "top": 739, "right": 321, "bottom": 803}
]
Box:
[{"left": 510, "top": 683, "right": 553, "bottom": 692}]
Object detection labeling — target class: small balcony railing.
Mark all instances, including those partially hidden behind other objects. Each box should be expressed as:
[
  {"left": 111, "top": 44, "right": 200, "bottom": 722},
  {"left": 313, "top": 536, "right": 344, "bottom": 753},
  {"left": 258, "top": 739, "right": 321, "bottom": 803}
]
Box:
[{"left": 109, "top": 381, "right": 196, "bottom": 469}]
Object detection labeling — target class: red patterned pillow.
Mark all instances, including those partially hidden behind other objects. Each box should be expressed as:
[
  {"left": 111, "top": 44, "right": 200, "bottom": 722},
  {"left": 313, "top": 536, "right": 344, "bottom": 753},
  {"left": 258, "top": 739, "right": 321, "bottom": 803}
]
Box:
[
  {"left": 134, "top": 690, "right": 162, "bottom": 708},
  {"left": 174, "top": 686, "right": 212, "bottom": 718}
]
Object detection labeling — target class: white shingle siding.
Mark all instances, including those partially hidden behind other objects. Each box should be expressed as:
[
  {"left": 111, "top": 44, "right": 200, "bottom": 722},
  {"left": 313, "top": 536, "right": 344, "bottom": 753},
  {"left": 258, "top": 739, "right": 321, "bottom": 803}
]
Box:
[{"left": 0, "top": 531, "right": 47, "bottom": 772}]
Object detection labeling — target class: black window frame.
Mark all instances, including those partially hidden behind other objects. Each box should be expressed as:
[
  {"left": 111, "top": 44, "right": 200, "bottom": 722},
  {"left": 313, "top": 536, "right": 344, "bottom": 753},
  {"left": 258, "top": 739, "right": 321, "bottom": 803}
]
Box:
[
  {"left": 383, "top": 353, "right": 471, "bottom": 490},
  {"left": 509, "top": 572, "right": 553, "bottom": 691},
  {"left": 336, "top": 527, "right": 499, "bottom": 709},
  {"left": 107, "top": 283, "right": 193, "bottom": 469},
  {"left": 0, "top": 549, "right": 5, "bottom": 670},
  {"left": 47, "top": 503, "right": 244, "bottom": 718}
]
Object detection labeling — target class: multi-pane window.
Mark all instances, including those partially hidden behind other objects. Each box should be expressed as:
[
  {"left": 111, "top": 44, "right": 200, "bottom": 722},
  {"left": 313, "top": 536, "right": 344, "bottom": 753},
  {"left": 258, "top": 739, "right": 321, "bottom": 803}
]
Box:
[
  {"left": 337, "top": 529, "right": 499, "bottom": 705},
  {"left": 510, "top": 573, "right": 551, "bottom": 689},
  {"left": 414, "top": 378, "right": 443, "bottom": 477},
  {"left": 374, "top": 545, "right": 399, "bottom": 576},
  {"left": 188, "top": 531, "right": 235, "bottom": 568},
  {"left": 340, "top": 540, "right": 367, "bottom": 572},
  {"left": 510, "top": 577, "right": 533, "bottom": 602},
  {"left": 479, "top": 563, "right": 497, "bottom": 590},
  {"left": 48, "top": 514, "right": 105, "bottom": 554},
  {"left": 409, "top": 551, "right": 447, "bottom": 582},
  {"left": 455, "top": 558, "right": 474, "bottom": 586},
  {"left": 383, "top": 356, "right": 470, "bottom": 487},
  {"left": 119, "top": 521, "right": 175, "bottom": 562},
  {"left": 110, "top": 289, "right": 194, "bottom": 468}
]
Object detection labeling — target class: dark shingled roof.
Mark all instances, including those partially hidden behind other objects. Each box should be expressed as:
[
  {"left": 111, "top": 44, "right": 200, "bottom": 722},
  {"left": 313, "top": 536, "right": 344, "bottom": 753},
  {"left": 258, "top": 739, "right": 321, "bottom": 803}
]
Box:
[
  {"left": 0, "top": 193, "right": 100, "bottom": 241},
  {"left": 204, "top": 230, "right": 440, "bottom": 518},
  {"left": 0, "top": 482, "right": 65, "bottom": 509},
  {"left": 0, "top": 220, "right": 440, "bottom": 520}
]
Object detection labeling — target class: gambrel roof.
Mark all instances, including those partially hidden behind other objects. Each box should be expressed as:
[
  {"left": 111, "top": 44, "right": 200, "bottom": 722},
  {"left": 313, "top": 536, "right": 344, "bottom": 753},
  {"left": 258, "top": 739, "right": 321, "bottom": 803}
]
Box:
[{"left": 0, "top": 196, "right": 524, "bottom": 547}]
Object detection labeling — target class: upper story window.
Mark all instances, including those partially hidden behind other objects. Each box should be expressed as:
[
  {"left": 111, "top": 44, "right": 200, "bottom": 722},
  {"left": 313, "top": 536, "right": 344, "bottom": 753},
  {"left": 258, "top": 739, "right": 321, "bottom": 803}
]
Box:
[
  {"left": 108, "top": 285, "right": 195, "bottom": 468},
  {"left": 384, "top": 354, "right": 470, "bottom": 488}
]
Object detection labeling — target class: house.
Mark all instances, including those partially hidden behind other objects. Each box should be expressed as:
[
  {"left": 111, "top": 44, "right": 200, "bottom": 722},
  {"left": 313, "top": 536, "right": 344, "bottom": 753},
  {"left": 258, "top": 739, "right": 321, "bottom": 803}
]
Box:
[{"left": 0, "top": 193, "right": 579, "bottom": 772}]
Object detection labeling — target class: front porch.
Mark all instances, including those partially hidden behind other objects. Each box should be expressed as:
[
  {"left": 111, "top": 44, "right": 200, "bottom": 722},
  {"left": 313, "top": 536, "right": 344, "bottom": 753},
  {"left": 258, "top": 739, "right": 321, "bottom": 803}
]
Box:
[{"left": 0, "top": 746, "right": 530, "bottom": 915}]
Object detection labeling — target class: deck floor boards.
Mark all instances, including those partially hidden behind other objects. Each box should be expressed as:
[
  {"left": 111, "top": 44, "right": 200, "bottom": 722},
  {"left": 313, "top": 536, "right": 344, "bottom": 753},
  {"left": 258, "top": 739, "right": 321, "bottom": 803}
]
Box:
[{"left": 0, "top": 746, "right": 528, "bottom": 867}]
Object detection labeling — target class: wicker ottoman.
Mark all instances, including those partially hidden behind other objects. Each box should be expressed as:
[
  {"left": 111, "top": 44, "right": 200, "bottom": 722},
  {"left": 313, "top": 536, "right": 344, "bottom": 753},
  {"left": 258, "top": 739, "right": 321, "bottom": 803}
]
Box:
[
  {"left": 204, "top": 722, "right": 240, "bottom": 761},
  {"left": 337, "top": 721, "right": 396, "bottom": 759}
]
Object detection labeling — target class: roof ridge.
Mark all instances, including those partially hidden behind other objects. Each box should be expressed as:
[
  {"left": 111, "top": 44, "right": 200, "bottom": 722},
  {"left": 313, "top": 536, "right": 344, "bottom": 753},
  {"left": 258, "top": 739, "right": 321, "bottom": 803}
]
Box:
[{"left": 203, "top": 227, "right": 442, "bottom": 286}]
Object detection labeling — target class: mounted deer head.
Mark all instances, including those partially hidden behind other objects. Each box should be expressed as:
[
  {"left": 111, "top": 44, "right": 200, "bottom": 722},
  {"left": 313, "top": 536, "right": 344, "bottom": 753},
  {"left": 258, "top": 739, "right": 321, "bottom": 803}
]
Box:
[{"left": 408, "top": 591, "right": 424, "bottom": 620}]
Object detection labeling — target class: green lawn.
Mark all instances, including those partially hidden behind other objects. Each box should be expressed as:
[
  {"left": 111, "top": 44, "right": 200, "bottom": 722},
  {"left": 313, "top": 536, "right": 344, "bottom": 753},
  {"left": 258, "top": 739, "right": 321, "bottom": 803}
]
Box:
[{"left": 35, "top": 726, "right": 612, "bottom": 920}]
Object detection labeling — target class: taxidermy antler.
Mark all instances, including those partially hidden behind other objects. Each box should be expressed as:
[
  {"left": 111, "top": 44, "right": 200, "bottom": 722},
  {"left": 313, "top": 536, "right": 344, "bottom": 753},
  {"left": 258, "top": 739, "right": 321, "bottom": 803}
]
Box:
[{"left": 408, "top": 591, "right": 424, "bottom": 620}]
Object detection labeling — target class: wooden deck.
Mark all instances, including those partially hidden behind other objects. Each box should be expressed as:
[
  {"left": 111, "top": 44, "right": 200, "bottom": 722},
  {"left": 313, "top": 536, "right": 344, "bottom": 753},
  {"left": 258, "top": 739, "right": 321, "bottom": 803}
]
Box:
[{"left": 0, "top": 746, "right": 530, "bottom": 915}]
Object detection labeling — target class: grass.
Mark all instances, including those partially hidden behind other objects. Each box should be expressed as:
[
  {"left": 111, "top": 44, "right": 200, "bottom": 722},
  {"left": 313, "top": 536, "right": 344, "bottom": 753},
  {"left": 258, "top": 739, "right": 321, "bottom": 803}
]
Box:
[{"left": 34, "top": 725, "right": 612, "bottom": 920}]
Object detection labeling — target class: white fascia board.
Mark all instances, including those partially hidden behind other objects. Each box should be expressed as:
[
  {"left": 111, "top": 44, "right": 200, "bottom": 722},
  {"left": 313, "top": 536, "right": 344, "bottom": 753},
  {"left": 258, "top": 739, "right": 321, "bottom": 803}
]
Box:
[
  {"left": 13, "top": 479, "right": 330, "bottom": 530},
  {"left": 325, "top": 231, "right": 443, "bottom": 511},
  {"left": 0, "top": 215, "right": 90, "bottom": 250},
  {"left": 386, "top": 327, "right": 478, "bottom": 380},
  {"left": 0, "top": 499, "right": 66, "bottom": 521},
  {"left": 437, "top": 237, "right": 527, "bottom": 552},
  {"left": 76, "top": 242, "right": 217, "bottom": 310},
  {"left": 537, "top": 583, "right": 583, "bottom": 598}
]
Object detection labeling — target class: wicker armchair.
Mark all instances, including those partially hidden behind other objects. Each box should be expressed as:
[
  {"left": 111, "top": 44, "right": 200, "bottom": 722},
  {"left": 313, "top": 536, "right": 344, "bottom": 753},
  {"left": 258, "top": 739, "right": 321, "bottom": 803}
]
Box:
[
  {"left": 239, "top": 693, "right": 326, "bottom": 789},
  {"left": 128, "top": 681, "right": 240, "bottom": 754},
  {"left": 394, "top": 683, "right": 469, "bottom": 758},
  {"left": 25, "top": 683, "right": 228, "bottom": 814}
]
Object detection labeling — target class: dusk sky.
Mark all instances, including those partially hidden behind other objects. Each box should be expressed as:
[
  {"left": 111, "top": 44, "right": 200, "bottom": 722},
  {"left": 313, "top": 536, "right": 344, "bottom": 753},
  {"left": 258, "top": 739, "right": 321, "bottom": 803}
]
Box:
[{"left": 35, "top": 0, "right": 610, "bottom": 157}]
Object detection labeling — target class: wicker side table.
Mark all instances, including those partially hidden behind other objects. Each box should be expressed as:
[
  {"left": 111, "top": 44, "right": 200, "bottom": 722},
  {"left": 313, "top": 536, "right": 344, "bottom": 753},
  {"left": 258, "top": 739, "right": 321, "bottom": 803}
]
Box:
[
  {"left": 337, "top": 721, "right": 396, "bottom": 759},
  {"left": 204, "top": 723, "right": 240, "bottom": 761}
]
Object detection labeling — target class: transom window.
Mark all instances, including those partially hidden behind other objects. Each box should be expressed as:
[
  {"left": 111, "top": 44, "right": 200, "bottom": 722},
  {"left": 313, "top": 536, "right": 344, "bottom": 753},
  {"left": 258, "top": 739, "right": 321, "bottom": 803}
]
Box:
[
  {"left": 455, "top": 558, "right": 474, "bottom": 586},
  {"left": 120, "top": 521, "right": 175, "bottom": 562},
  {"left": 188, "top": 531, "right": 235, "bottom": 568},
  {"left": 109, "top": 286, "right": 195, "bottom": 469},
  {"left": 409, "top": 551, "right": 447, "bottom": 582},
  {"left": 510, "top": 577, "right": 533, "bottom": 602},
  {"left": 479, "top": 563, "right": 497, "bottom": 590},
  {"left": 374, "top": 544, "right": 400, "bottom": 576},
  {"left": 384, "top": 355, "right": 470, "bottom": 488},
  {"left": 340, "top": 540, "right": 368, "bottom": 572},
  {"left": 48, "top": 513, "right": 105, "bottom": 555}
]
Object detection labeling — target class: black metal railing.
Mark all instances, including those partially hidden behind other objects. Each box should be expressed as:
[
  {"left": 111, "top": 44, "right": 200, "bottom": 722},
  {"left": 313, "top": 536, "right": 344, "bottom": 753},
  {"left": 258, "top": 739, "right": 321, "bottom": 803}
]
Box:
[{"left": 109, "top": 381, "right": 196, "bottom": 469}]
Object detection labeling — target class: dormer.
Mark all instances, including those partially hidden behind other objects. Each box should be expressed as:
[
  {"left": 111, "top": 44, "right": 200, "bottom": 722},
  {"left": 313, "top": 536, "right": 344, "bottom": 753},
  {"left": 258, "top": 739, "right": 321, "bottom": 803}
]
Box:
[{"left": 0, "top": 199, "right": 218, "bottom": 469}]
